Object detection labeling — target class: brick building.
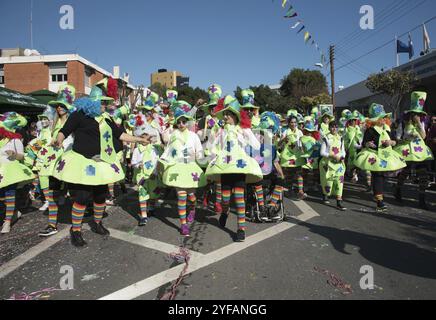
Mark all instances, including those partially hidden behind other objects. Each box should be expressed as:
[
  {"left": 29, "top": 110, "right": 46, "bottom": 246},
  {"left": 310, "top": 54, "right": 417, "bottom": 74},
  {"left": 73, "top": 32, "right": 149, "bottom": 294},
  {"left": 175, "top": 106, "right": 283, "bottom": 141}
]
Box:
[{"left": 0, "top": 50, "right": 136, "bottom": 103}]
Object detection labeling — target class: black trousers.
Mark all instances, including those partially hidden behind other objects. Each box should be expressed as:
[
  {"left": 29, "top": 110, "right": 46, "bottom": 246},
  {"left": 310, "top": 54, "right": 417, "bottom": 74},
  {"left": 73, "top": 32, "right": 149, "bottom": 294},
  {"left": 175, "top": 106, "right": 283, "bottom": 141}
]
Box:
[{"left": 68, "top": 184, "right": 108, "bottom": 206}]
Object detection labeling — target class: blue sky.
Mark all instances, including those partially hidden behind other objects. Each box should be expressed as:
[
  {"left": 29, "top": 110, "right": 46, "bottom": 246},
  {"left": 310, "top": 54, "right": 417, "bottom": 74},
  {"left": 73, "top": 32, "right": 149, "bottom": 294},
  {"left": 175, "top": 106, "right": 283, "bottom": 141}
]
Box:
[{"left": 1, "top": 0, "right": 435, "bottom": 95}]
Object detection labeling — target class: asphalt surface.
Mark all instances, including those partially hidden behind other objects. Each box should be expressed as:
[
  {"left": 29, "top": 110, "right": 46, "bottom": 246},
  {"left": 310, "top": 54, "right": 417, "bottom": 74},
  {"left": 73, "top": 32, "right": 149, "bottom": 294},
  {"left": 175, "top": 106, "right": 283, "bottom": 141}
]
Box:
[{"left": 1, "top": 181, "right": 436, "bottom": 300}]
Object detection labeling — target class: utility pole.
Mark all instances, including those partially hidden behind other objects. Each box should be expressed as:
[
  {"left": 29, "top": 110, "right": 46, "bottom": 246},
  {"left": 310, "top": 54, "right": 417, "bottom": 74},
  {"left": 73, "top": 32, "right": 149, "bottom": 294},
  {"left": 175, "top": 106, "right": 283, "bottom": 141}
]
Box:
[
  {"left": 30, "top": 0, "right": 33, "bottom": 49},
  {"left": 329, "top": 45, "right": 335, "bottom": 110}
]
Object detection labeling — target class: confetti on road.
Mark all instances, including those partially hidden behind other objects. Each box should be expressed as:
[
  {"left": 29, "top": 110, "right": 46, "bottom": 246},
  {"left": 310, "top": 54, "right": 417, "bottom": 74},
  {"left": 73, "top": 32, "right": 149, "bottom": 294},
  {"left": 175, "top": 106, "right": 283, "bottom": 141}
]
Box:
[
  {"left": 160, "top": 247, "right": 191, "bottom": 300},
  {"left": 314, "top": 267, "right": 353, "bottom": 295},
  {"left": 7, "top": 287, "right": 65, "bottom": 300}
]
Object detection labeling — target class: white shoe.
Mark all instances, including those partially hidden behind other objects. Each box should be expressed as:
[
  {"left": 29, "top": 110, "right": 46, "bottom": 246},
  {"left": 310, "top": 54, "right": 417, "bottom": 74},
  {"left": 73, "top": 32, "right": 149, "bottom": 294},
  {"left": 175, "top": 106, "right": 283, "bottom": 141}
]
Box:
[
  {"left": 16, "top": 211, "right": 22, "bottom": 220},
  {"left": 1, "top": 221, "right": 11, "bottom": 234},
  {"left": 39, "top": 201, "right": 49, "bottom": 211}
]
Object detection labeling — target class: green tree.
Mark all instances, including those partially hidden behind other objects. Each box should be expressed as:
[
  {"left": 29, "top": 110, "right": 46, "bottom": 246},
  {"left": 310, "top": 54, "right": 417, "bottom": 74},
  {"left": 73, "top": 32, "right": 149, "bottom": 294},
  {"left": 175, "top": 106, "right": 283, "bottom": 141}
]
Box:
[
  {"left": 177, "top": 86, "right": 208, "bottom": 105},
  {"left": 366, "top": 70, "right": 418, "bottom": 119},
  {"left": 234, "top": 85, "right": 292, "bottom": 115},
  {"left": 300, "top": 93, "right": 332, "bottom": 114},
  {"left": 280, "top": 68, "right": 328, "bottom": 102},
  {"left": 148, "top": 82, "right": 167, "bottom": 97}
]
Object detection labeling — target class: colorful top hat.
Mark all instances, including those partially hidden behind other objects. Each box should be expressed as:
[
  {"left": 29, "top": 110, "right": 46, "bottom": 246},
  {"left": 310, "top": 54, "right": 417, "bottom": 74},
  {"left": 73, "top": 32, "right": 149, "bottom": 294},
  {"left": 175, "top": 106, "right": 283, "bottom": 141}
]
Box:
[
  {"left": 241, "top": 89, "right": 259, "bottom": 109},
  {"left": 95, "top": 77, "right": 119, "bottom": 101},
  {"left": 90, "top": 85, "right": 114, "bottom": 102},
  {"left": 166, "top": 90, "right": 178, "bottom": 105},
  {"left": 368, "top": 103, "right": 391, "bottom": 121},
  {"left": 201, "top": 84, "right": 223, "bottom": 109},
  {"left": 341, "top": 109, "right": 352, "bottom": 119},
  {"left": 173, "top": 101, "right": 194, "bottom": 123},
  {"left": 303, "top": 116, "right": 317, "bottom": 132},
  {"left": 345, "top": 110, "right": 359, "bottom": 122},
  {"left": 139, "top": 92, "right": 159, "bottom": 111},
  {"left": 259, "top": 111, "right": 280, "bottom": 134},
  {"left": 405, "top": 91, "right": 427, "bottom": 115},
  {"left": 320, "top": 105, "right": 335, "bottom": 120},
  {"left": 48, "top": 84, "right": 76, "bottom": 111},
  {"left": 287, "top": 109, "right": 298, "bottom": 119},
  {"left": 0, "top": 112, "right": 28, "bottom": 132},
  {"left": 215, "top": 96, "right": 241, "bottom": 121}
]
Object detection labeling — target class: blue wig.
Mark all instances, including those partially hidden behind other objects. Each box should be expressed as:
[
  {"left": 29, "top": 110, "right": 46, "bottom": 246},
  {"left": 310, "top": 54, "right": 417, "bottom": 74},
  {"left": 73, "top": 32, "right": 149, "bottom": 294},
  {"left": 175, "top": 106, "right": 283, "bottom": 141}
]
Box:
[
  {"left": 260, "top": 111, "right": 280, "bottom": 135},
  {"left": 73, "top": 97, "right": 102, "bottom": 118}
]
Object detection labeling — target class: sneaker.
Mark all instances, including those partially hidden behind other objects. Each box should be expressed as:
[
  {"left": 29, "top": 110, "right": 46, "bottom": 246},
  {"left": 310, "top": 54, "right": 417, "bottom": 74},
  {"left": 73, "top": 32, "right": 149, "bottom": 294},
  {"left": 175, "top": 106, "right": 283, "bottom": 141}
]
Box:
[
  {"left": 138, "top": 216, "right": 148, "bottom": 226},
  {"left": 39, "top": 225, "right": 58, "bottom": 237},
  {"left": 376, "top": 201, "right": 388, "bottom": 213},
  {"left": 180, "top": 224, "right": 190, "bottom": 237},
  {"left": 297, "top": 192, "right": 307, "bottom": 201},
  {"left": 323, "top": 195, "right": 330, "bottom": 204},
  {"left": 336, "top": 200, "right": 347, "bottom": 211},
  {"left": 235, "top": 229, "right": 245, "bottom": 242},
  {"left": 187, "top": 210, "right": 196, "bottom": 224},
  {"left": 105, "top": 197, "right": 115, "bottom": 206},
  {"left": 70, "top": 228, "right": 87, "bottom": 247},
  {"left": 16, "top": 211, "right": 22, "bottom": 220},
  {"left": 1, "top": 221, "right": 11, "bottom": 234},
  {"left": 39, "top": 201, "right": 49, "bottom": 211},
  {"left": 90, "top": 221, "right": 110, "bottom": 236},
  {"left": 219, "top": 213, "right": 228, "bottom": 228}
]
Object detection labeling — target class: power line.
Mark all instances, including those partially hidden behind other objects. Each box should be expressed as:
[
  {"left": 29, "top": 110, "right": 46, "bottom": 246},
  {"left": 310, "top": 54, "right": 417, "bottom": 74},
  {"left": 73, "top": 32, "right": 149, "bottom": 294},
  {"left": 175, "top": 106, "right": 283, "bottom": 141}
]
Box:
[{"left": 334, "top": 15, "right": 436, "bottom": 73}]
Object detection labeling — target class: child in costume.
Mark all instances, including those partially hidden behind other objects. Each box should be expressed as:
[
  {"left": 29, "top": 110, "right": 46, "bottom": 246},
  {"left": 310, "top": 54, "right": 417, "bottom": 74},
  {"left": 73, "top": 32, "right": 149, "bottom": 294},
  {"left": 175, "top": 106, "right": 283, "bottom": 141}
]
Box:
[
  {"left": 300, "top": 116, "right": 321, "bottom": 193},
  {"left": 343, "top": 110, "right": 363, "bottom": 184},
  {"left": 35, "top": 85, "right": 75, "bottom": 237},
  {"left": 319, "top": 121, "right": 347, "bottom": 211},
  {"left": 279, "top": 112, "right": 306, "bottom": 200},
  {"left": 159, "top": 101, "right": 207, "bottom": 237},
  {"left": 240, "top": 89, "right": 261, "bottom": 129},
  {"left": 354, "top": 104, "right": 406, "bottom": 213},
  {"left": 394, "top": 91, "right": 434, "bottom": 209},
  {"left": 251, "top": 112, "right": 286, "bottom": 221},
  {"left": 205, "top": 96, "right": 263, "bottom": 242},
  {"left": 319, "top": 105, "right": 335, "bottom": 138},
  {"left": 131, "top": 114, "right": 164, "bottom": 226},
  {"left": 0, "top": 112, "right": 34, "bottom": 233},
  {"left": 52, "top": 85, "right": 151, "bottom": 247}
]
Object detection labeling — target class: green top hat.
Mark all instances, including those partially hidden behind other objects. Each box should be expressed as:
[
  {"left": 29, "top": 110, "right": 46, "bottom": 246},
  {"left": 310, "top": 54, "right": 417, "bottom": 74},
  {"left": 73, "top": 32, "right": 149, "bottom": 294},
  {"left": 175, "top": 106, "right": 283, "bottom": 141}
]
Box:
[
  {"left": 303, "top": 116, "right": 317, "bottom": 132},
  {"left": 138, "top": 92, "right": 159, "bottom": 111},
  {"left": 341, "top": 109, "right": 352, "bottom": 119},
  {"left": 166, "top": 90, "right": 178, "bottom": 104},
  {"left": 287, "top": 109, "right": 298, "bottom": 119},
  {"left": 124, "top": 114, "right": 137, "bottom": 129},
  {"left": 368, "top": 103, "right": 391, "bottom": 121},
  {"left": 310, "top": 106, "right": 320, "bottom": 119},
  {"left": 113, "top": 104, "right": 131, "bottom": 119},
  {"left": 201, "top": 84, "right": 223, "bottom": 109},
  {"left": 297, "top": 113, "right": 304, "bottom": 124},
  {"left": 48, "top": 84, "right": 76, "bottom": 111},
  {"left": 241, "top": 89, "right": 259, "bottom": 109},
  {"left": 173, "top": 101, "right": 194, "bottom": 123},
  {"left": 320, "top": 104, "right": 335, "bottom": 120},
  {"left": 216, "top": 96, "right": 241, "bottom": 121},
  {"left": 89, "top": 86, "right": 114, "bottom": 102},
  {"left": 0, "top": 112, "right": 28, "bottom": 132},
  {"left": 406, "top": 91, "right": 427, "bottom": 115},
  {"left": 345, "top": 110, "right": 360, "bottom": 122}
]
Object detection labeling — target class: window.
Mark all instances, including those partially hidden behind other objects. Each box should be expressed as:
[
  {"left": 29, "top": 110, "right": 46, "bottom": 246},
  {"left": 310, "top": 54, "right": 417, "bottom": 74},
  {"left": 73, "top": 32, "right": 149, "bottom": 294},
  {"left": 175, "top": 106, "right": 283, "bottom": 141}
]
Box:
[
  {"left": 49, "top": 62, "right": 67, "bottom": 83},
  {"left": 0, "top": 65, "right": 4, "bottom": 85},
  {"left": 84, "top": 67, "right": 93, "bottom": 87}
]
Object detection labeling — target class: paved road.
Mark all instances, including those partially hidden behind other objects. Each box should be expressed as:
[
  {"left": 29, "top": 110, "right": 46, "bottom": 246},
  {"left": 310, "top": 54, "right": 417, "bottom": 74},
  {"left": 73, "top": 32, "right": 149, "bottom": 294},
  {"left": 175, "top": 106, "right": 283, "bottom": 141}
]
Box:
[{"left": 1, "top": 182, "right": 436, "bottom": 300}]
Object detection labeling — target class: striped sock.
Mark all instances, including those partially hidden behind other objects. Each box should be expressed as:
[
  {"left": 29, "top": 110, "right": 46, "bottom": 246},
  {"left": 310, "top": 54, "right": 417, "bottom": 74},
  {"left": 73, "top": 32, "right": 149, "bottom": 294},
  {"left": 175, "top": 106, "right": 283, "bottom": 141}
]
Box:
[
  {"left": 366, "top": 171, "right": 372, "bottom": 187},
  {"left": 177, "top": 191, "right": 187, "bottom": 225},
  {"left": 254, "top": 185, "right": 265, "bottom": 207},
  {"left": 4, "top": 190, "right": 16, "bottom": 222},
  {"left": 234, "top": 187, "right": 246, "bottom": 231},
  {"left": 270, "top": 185, "right": 284, "bottom": 207},
  {"left": 108, "top": 183, "right": 115, "bottom": 198},
  {"left": 139, "top": 197, "right": 148, "bottom": 218},
  {"left": 188, "top": 193, "right": 196, "bottom": 210},
  {"left": 71, "top": 203, "right": 86, "bottom": 232},
  {"left": 222, "top": 189, "right": 231, "bottom": 206},
  {"left": 93, "top": 203, "right": 105, "bottom": 224},
  {"left": 43, "top": 188, "right": 58, "bottom": 227},
  {"left": 216, "top": 183, "right": 222, "bottom": 204},
  {"left": 297, "top": 176, "right": 304, "bottom": 193}
]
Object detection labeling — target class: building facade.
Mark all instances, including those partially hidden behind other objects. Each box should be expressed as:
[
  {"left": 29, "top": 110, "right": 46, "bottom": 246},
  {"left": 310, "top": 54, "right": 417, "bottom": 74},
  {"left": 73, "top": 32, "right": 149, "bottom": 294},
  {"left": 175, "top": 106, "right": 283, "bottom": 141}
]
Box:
[
  {"left": 0, "top": 50, "right": 136, "bottom": 104},
  {"left": 151, "top": 69, "right": 189, "bottom": 88}
]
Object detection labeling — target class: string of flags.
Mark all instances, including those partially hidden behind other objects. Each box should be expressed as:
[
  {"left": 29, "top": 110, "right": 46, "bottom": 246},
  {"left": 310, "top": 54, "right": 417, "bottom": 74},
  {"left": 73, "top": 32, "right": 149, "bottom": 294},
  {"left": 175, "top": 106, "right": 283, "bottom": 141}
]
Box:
[{"left": 273, "top": 0, "right": 327, "bottom": 68}]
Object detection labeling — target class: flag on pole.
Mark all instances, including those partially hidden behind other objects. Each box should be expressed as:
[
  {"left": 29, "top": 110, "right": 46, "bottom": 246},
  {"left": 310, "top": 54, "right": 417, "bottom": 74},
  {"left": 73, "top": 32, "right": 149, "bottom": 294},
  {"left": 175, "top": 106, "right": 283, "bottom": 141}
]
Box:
[
  {"left": 297, "top": 25, "right": 305, "bottom": 34},
  {"left": 397, "top": 38, "right": 413, "bottom": 58},
  {"left": 291, "top": 20, "right": 302, "bottom": 29},
  {"left": 423, "top": 24, "right": 431, "bottom": 53},
  {"left": 304, "top": 32, "right": 312, "bottom": 43},
  {"left": 284, "top": 11, "right": 298, "bottom": 18},
  {"left": 282, "top": 0, "right": 287, "bottom": 8}
]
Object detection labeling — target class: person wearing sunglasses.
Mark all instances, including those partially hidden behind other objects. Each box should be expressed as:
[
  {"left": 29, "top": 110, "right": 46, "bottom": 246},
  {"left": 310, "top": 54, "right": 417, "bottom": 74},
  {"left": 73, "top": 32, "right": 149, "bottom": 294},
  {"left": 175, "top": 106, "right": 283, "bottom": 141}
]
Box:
[
  {"left": 205, "top": 96, "right": 263, "bottom": 242},
  {"left": 319, "top": 121, "right": 347, "bottom": 211},
  {"left": 159, "top": 101, "right": 206, "bottom": 237},
  {"left": 394, "top": 92, "right": 434, "bottom": 209}
]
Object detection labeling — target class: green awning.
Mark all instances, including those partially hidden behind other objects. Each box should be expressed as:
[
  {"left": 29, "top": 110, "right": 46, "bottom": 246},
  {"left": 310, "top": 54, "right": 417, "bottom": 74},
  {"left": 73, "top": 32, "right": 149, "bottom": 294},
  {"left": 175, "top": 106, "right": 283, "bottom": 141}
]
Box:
[
  {"left": 0, "top": 87, "right": 47, "bottom": 115},
  {"left": 28, "top": 90, "right": 57, "bottom": 105}
]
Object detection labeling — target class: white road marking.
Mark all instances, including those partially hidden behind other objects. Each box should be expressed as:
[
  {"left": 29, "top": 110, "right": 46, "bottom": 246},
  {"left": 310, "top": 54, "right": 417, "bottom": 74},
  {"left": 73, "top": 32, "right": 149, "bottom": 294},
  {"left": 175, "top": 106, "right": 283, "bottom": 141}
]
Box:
[
  {"left": 99, "top": 204, "right": 319, "bottom": 300},
  {"left": 107, "top": 227, "right": 205, "bottom": 259},
  {"left": 0, "top": 228, "right": 69, "bottom": 279}
]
